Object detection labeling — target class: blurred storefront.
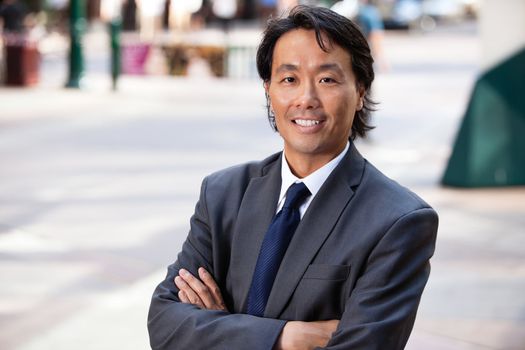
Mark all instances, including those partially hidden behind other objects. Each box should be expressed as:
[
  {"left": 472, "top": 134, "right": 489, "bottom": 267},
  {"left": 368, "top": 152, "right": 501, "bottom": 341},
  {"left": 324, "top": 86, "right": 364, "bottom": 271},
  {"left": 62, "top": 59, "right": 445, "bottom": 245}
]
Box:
[{"left": 2, "top": 0, "right": 486, "bottom": 85}]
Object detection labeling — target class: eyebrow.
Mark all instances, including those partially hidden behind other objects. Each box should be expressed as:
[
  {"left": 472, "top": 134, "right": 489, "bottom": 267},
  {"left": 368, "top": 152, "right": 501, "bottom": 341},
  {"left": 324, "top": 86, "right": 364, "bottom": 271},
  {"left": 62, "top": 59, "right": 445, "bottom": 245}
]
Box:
[
  {"left": 318, "top": 63, "right": 345, "bottom": 75},
  {"left": 275, "top": 64, "right": 298, "bottom": 74},
  {"left": 274, "top": 63, "right": 345, "bottom": 75}
]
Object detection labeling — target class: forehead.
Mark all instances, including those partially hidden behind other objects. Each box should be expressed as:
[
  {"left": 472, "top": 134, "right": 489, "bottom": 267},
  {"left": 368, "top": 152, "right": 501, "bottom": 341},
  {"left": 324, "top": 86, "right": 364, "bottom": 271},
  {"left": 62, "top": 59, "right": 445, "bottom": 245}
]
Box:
[{"left": 272, "top": 29, "right": 352, "bottom": 69}]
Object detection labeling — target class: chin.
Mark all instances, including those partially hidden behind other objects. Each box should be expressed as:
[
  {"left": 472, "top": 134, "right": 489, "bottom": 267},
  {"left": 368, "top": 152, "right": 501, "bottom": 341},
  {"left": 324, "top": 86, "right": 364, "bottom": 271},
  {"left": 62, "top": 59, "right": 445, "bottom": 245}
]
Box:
[{"left": 287, "top": 143, "right": 324, "bottom": 157}]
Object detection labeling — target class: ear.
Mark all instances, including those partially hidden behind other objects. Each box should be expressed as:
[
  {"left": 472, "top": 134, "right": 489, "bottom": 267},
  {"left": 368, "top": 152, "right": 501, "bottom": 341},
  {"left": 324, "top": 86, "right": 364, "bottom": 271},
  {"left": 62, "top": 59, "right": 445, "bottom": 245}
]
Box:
[
  {"left": 357, "top": 97, "right": 364, "bottom": 111},
  {"left": 356, "top": 85, "right": 365, "bottom": 111},
  {"left": 263, "top": 80, "right": 270, "bottom": 94}
]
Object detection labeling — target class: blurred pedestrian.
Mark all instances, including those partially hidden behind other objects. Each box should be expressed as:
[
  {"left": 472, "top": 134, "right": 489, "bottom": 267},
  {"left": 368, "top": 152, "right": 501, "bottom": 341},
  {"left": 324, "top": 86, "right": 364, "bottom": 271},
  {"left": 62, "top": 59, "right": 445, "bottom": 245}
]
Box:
[
  {"left": 331, "top": 0, "right": 388, "bottom": 71},
  {"left": 356, "top": 0, "right": 389, "bottom": 71},
  {"left": 121, "top": 0, "right": 138, "bottom": 31},
  {"left": 212, "top": 0, "right": 237, "bottom": 31}
]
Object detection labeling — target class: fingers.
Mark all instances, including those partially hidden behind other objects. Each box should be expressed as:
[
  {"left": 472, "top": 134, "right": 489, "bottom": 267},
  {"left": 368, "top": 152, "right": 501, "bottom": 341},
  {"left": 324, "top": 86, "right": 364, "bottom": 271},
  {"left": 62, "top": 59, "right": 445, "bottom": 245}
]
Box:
[
  {"left": 198, "top": 267, "right": 227, "bottom": 311},
  {"left": 178, "top": 289, "right": 190, "bottom": 303},
  {"left": 174, "top": 274, "right": 205, "bottom": 308},
  {"left": 176, "top": 268, "right": 224, "bottom": 311},
  {"left": 176, "top": 269, "right": 211, "bottom": 308}
]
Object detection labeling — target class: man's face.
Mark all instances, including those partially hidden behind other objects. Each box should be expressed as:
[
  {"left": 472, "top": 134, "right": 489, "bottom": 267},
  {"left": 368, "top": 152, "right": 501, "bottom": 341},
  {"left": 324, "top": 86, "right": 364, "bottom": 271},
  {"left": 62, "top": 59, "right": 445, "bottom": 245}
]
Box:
[{"left": 266, "top": 29, "right": 363, "bottom": 172}]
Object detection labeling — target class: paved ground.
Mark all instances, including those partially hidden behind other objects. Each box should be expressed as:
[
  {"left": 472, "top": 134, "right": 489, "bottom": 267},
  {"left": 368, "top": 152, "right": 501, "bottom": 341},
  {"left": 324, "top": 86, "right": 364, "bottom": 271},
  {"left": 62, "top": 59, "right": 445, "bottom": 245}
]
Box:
[{"left": 1, "top": 23, "right": 524, "bottom": 350}]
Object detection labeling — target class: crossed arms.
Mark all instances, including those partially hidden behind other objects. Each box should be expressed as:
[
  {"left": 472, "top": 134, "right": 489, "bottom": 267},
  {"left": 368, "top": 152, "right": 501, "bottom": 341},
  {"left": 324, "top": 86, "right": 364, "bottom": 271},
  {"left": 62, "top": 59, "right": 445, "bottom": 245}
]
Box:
[
  {"left": 175, "top": 266, "right": 338, "bottom": 350},
  {"left": 147, "top": 176, "right": 439, "bottom": 349}
]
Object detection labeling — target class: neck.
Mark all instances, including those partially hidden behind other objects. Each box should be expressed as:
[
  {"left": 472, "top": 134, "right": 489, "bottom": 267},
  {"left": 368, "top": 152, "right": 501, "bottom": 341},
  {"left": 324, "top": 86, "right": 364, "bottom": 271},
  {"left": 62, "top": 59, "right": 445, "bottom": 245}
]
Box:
[{"left": 284, "top": 153, "right": 336, "bottom": 178}]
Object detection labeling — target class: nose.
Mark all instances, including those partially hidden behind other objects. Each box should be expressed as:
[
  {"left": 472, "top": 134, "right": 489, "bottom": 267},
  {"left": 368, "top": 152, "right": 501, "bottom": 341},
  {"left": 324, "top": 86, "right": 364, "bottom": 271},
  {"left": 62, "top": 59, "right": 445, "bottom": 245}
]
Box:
[{"left": 296, "top": 80, "right": 320, "bottom": 110}]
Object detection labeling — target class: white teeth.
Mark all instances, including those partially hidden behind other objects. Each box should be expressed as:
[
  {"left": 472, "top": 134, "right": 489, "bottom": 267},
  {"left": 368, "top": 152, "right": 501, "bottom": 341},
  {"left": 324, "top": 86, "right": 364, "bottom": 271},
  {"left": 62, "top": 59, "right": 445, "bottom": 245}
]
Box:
[{"left": 295, "top": 119, "right": 320, "bottom": 127}]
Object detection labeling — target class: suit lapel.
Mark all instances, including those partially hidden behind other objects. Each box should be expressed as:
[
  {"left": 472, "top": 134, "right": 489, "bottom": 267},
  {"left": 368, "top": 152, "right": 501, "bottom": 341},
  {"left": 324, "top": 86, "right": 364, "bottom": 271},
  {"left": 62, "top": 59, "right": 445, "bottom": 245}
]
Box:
[
  {"left": 264, "top": 143, "right": 365, "bottom": 318},
  {"left": 229, "top": 154, "right": 282, "bottom": 313}
]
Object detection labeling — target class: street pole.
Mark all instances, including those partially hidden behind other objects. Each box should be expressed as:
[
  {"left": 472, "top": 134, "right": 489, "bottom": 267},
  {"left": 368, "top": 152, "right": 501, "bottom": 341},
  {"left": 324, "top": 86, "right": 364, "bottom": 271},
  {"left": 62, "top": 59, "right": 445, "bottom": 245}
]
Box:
[
  {"left": 66, "top": 0, "right": 86, "bottom": 88},
  {"left": 109, "top": 18, "right": 122, "bottom": 91}
]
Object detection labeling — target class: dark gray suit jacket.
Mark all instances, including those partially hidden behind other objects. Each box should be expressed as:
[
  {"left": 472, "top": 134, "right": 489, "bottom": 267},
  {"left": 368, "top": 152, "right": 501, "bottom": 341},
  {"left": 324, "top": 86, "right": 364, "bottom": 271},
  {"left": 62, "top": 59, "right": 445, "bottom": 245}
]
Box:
[{"left": 148, "top": 143, "right": 438, "bottom": 349}]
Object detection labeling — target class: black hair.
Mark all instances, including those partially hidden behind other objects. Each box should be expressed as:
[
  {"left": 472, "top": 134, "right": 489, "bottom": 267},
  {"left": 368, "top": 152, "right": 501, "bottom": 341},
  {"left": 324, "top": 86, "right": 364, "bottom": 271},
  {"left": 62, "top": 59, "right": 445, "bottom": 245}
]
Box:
[{"left": 256, "top": 5, "right": 376, "bottom": 139}]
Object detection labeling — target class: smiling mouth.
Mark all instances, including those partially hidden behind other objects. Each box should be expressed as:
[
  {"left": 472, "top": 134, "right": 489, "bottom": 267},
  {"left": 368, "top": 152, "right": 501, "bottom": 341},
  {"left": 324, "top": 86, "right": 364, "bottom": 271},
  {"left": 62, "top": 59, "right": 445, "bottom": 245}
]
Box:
[{"left": 293, "top": 119, "right": 321, "bottom": 127}]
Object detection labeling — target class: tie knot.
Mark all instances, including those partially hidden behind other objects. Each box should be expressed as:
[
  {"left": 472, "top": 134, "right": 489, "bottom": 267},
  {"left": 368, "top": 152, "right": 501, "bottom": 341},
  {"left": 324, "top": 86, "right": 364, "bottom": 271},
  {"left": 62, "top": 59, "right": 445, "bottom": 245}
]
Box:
[{"left": 283, "top": 182, "right": 310, "bottom": 209}]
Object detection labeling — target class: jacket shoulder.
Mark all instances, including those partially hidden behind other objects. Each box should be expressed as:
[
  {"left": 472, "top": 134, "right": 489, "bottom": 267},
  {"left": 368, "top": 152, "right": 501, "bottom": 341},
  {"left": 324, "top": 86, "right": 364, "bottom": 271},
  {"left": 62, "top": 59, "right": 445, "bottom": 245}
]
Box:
[
  {"left": 360, "top": 160, "right": 436, "bottom": 216},
  {"left": 203, "top": 152, "right": 281, "bottom": 192}
]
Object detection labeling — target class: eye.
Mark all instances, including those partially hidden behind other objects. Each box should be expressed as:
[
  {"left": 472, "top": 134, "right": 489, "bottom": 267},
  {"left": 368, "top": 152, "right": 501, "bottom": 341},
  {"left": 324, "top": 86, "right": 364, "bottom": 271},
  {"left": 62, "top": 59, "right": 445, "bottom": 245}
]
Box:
[
  {"left": 281, "top": 77, "right": 296, "bottom": 83},
  {"left": 320, "top": 77, "right": 337, "bottom": 84}
]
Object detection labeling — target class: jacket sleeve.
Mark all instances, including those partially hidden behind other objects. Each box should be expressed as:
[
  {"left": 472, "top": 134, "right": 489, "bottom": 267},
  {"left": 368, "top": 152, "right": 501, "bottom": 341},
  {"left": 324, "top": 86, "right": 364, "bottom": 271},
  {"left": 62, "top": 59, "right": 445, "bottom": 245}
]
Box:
[
  {"left": 147, "top": 177, "right": 286, "bottom": 350},
  {"left": 321, "top": 207, "right": 438, "bottom": 350}
]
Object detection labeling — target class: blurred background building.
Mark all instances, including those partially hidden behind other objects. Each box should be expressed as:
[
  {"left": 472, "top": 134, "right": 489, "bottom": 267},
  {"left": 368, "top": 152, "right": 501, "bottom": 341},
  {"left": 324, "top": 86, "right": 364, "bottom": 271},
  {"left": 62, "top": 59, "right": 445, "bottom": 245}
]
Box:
[{"left": 0, "top": 0, "right": 485, "bottom": 84}]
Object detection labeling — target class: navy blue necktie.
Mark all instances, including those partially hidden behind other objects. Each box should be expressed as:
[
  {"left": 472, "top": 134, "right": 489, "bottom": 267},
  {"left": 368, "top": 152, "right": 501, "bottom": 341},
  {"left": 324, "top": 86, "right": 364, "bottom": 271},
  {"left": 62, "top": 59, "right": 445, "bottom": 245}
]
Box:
[{"left": 246, "top": 182, "right": 311, "bottom": 317}]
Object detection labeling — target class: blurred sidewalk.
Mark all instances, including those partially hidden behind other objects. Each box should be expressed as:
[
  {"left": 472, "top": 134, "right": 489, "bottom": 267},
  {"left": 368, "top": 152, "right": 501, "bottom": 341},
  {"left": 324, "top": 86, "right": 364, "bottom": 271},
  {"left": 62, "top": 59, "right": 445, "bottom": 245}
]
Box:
[{"left": 1, "top": 23, "right": 525, "bottom": 350}]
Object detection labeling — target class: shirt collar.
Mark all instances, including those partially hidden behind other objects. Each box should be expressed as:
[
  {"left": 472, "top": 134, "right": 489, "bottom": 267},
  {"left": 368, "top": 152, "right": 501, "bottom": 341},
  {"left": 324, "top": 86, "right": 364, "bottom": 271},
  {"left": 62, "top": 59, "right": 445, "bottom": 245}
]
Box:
[{"left": 279, "top": 142, "right": 350, "bottom": 204}]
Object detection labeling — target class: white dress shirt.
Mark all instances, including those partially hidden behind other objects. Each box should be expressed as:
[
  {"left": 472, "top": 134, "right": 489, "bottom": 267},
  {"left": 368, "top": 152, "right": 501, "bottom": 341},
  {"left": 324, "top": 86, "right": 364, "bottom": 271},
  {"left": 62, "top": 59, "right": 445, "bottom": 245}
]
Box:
[{"left": 277, "top": 142, "right": 350, "bottom": 218}]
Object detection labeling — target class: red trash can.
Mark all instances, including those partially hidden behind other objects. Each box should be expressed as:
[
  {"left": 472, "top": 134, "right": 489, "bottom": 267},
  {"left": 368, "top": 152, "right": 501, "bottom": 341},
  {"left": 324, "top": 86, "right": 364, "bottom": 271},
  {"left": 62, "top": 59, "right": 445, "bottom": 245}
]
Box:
[{"left": 3, "top": 33, "right": 40, "bottom": 86}]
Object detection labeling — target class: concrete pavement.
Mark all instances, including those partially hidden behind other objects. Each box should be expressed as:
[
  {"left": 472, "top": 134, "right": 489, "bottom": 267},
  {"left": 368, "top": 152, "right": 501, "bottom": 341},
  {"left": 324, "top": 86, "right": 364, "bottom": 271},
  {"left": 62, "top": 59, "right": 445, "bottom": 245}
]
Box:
[{"left": 1, "top": 24, "right": 524, "bottom": 350}]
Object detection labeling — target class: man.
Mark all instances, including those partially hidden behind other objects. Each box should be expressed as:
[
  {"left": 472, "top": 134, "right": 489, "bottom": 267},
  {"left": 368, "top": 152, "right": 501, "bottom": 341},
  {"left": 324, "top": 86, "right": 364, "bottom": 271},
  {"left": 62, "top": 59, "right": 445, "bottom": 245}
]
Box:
[{"left": 148, "top": 5, "right": 438, "bottom": 349}]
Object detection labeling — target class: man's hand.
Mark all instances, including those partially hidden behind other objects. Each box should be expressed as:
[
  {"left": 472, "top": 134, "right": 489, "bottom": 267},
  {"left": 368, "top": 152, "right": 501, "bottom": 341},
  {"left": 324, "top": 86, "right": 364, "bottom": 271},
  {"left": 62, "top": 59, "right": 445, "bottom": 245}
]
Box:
[
  {"left": 175, "top": 267, "right": 228, "bottom": 312},
  {"left": 175, "top": 268, "right": 338, "bottom": 349},
  {"left": 274, "top": 320, "right": 339, "bottom": 350}
]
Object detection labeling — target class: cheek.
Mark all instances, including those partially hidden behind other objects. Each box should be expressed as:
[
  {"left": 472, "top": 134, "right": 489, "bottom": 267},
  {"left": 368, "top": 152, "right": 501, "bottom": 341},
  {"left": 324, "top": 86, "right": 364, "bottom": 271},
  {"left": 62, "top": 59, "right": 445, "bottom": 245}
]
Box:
[
  {"left": 328, "top": 91, "right": 356, "bottom": 122},
  {"left": 270, "top": 96, "right": 287, "bottom": 129},
  {"left": 269, "top": 90, "right": 291, "bottom": 114}
]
